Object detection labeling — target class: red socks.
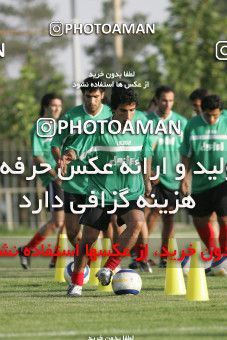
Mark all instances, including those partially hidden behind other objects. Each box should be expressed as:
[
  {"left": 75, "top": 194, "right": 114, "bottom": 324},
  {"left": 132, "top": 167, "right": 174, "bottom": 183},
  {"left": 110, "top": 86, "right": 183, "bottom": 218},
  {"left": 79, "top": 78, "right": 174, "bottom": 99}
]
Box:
[
  {"left": 26, "top": 232, "right": 45, "bottom": 249},
  {"left": 194, "top": 222, "right": 216, "bottom": 251},
  {"left": 104, "top": 256, "right": 121, "bottom": 271},
  {"left": 219, "top": 225, "right": 227, "bottom": 254},
  {"left": 134, "top": 244, "right": 148, "bottom": 262},
  {"left": 71, "top": 272, "right": 84, "bottom": 286}
]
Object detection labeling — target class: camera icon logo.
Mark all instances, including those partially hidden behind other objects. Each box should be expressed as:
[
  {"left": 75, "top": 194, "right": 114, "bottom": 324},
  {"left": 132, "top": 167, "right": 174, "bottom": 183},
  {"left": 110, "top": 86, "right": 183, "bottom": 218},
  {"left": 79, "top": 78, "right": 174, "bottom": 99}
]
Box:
[
  {"left": 215, "top": 41, "right": 227, "bottom": 60},
  {"left": 49, "top": 21, "right": 64, "bottom": 37},
  {"left": 36, "top": 118, "right": 56, "bottom": 138}
]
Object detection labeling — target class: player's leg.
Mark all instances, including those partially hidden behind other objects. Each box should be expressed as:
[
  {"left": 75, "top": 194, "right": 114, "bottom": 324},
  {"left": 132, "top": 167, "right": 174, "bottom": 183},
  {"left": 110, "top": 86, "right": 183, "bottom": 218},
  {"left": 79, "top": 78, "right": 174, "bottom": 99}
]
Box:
[
  {"left": 111, "top": 214, "right": 126, "bottom": 270},
  {"left": 65, "top": 213, "right": 82, "bottom": 247},
  {"left": 108, "top": 215, "right": 125, "bottom": 271},
  {"left": 190, "top": 187, "right": 216, "bottom": 252},
  {"left": 68, "top": 225, "right": 100, "bottom": 296},
  {"left": 67, "top": 206, "right": 110, "bottom": 296},
  {"left": 217, "top": 216, "right": 227, "bottom": 254},
  {"left": 215, "top": 183, "right": 227, "bottom": 255},
  {"left": 110, "top": 214, "right": 125, "bottom": 243},
  {"left": 189, "top": 183, "right": 226, "bottom": 276},
  {"left": 191, "top": 214, "right": 225, "bottom": 275},
  {"left": 96, "top": 207, "right": 146, "bottom": 285},
  {"left": 192, "top": 215, "right": 216, "bottom": 251},
  {"left": 134, "top": 219, "right": 152, "bottom": 272},
  {"left": 210, "top": 212, "right": 220, "bottom": 248},
  {"left": 63, "top": 192, "right": 86, "bottom": 247},
  {"left": 205, "top": 182, "right": 227, "bottom": 275},
  {"left": 128, "top": 209, "right": 152, "bottom": 272},
  {"left": 129, "top": 205, "right": 159, "bottom": 269},
  {"left": 205, "top": 215, "right": 227, "bottom": 276},
  {"left": 103, "top": 221, "right": 114, "bottom": 242},
  {"left": 145, "top": 205, "right": 160, "bottom": 235}
]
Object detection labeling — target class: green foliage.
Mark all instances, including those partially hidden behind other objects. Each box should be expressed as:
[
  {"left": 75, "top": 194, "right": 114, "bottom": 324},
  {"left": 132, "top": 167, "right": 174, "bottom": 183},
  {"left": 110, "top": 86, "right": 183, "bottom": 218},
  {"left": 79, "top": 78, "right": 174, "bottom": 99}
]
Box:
[
  {"left": 1, "top": 53, "right": 67, "bottom": 145},
  {"left": 86, "top": 0, "right": 227, "bottom": 114},
  {"left": 0, "top": 0, "right": 69, "bottom": 144},
  {"left": 154, "top": 0, "right": 227, "bottom": 116},
  {"left": 85, "top": 1, "right": 160, "bottom": 110},
  {"left": 216, "top": 0, "right": 227, "bottom": 16},
  {"left": 0, "top": 0, "right": 67, "bottom": 59}
]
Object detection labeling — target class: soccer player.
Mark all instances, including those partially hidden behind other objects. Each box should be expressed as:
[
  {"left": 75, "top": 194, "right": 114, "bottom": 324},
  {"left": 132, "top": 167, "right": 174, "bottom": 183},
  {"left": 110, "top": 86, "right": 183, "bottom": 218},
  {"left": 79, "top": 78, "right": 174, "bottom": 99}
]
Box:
[
  {"left": 189, "top": 88, "right": 227, "bottom": 118},
  {"left": 18, "top": 93, "right": 65, "bottom": 269},
  {"left": 189, "top": 88, "right": 219, "bottom": 251},
  {"left": 51, "top": 77, "right": 112, "bottom": 247},
  {"left": 144, "top": 86, "right": 187, "bottom": 268},
  {"left": 189, "top": 88, "right": 208, "bottom": 115},
  {"left": 180, "top": 94, "right": 227, "bottom": 275},
  {"left": 61, "top": 84, "right": 153, "bottom": 296}
]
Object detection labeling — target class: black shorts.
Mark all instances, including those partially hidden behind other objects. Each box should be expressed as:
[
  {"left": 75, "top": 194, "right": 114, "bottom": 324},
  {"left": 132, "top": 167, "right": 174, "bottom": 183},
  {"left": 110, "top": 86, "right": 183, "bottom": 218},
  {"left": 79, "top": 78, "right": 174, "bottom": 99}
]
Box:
[
  {"left": 79, "top": 200, "right": 143, "bottom": 231},
  {"left": 46, "top": 181, "right": 64, "bottom": 212},
  {"left": 64, "top": 191, "right": 86, "bottom": 214},
  {"left": 189, "top": 181, "right": 227, "bottom": 217},
  {"left": 151, "top": 182, "right": 182, "bottom": 209}
]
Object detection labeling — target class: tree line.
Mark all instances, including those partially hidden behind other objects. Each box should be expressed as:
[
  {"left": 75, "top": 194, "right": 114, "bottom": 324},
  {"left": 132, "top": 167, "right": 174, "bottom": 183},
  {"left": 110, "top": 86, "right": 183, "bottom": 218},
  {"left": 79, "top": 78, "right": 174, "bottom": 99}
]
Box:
[{"left": 0, "top": 0, "right": 227, "bottom": 144}]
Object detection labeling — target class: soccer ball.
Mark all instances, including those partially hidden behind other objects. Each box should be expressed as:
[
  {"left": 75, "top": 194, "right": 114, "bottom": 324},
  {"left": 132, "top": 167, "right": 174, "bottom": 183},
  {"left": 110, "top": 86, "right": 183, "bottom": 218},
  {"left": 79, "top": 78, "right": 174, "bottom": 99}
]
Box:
[
  {"left": 112, "top": 269, "right": 142, "bottom": 295},
  {"left": 64, "top": 261, "right": 90, "bottom": 285}
]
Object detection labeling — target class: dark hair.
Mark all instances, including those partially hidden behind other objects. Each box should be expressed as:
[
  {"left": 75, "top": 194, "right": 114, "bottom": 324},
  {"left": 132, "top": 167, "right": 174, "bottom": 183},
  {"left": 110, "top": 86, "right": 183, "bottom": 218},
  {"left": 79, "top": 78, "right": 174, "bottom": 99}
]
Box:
[
  {"left": 39, "top": 93, "right": 62, "bottom": 117},
  {"left": 189, "top": 88, "right": 208, "bottom": 101},
  {"left": 110, "top": 81, "right": 139, "bottom": 110},
  {"left": 201, "top": 94, "right": 223, "bottom": 111},
  {"left": 155, "top": 85, "right": 174, "bottom": 100},
  {"left": 80, "top": 77, "right": 106, "bottom": 94}
]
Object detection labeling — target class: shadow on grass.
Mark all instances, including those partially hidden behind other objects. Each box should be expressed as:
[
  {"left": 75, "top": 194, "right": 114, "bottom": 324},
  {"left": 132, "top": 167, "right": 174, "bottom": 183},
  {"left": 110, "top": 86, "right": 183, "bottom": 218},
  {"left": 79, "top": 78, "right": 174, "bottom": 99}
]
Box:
[{"left": 142, "top": 287, "right": 163, "bottom": 292}]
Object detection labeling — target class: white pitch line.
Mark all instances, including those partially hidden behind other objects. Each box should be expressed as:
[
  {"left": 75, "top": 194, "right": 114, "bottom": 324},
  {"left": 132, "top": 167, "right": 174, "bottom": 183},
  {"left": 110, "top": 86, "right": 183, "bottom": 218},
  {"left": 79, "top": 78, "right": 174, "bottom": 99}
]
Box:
[{"left": 1, "top": 326, "right": 227, "bottom": 338}]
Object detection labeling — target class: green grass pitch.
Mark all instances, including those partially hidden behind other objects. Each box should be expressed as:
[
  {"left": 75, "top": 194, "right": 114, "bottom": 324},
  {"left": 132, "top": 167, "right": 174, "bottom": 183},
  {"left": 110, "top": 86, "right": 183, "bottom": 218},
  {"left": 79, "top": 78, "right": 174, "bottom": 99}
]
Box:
[{"left": 0, "top": 233, "right": 227, "bottom": 340}]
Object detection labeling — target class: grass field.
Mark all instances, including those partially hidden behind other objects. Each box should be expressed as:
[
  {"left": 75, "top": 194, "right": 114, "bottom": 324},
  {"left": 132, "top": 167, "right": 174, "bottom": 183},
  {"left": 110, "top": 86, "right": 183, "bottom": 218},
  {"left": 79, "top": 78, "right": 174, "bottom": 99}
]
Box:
[{"left": 0, "top": 231, "right": 227, "bottom": 340}]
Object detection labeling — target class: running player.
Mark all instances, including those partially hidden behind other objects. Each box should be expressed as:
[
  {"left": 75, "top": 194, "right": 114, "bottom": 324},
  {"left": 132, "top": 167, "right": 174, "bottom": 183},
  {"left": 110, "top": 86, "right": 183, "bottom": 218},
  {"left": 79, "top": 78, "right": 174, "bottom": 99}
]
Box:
[
  {"left": 180, "top": 94, "right": 227, "bottom": 275},
  {"left": 144, "top": 86, "right": 187, "bottom": 268},
  {"left": 51, "top": 77, "right": 112, "bottom": 247},
  {"left": 61, "top": 84, "right": 154, "bottom": 296},
  {"left": 18, "top": 93, "right": 65, "bottom": 269}
]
